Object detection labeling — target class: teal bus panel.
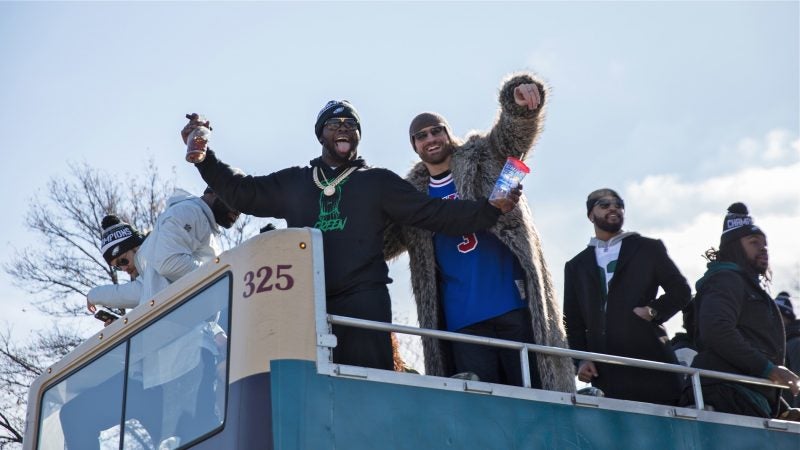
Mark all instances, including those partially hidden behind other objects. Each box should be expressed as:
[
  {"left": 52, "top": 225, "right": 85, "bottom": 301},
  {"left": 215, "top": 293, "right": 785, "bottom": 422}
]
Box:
[{"left": 270, "top": 360, "right": 799, "bottom": 450}]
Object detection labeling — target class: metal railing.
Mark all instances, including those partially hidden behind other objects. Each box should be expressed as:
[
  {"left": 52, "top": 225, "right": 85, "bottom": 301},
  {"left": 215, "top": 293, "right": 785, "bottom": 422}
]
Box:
[{"left": 327, "top": 314, "right": 793, "bottom": 412}]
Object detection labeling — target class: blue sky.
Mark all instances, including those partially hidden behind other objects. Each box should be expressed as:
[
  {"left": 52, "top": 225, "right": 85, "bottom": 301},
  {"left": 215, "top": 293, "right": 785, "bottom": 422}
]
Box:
[{"left": 1, "top": 1, "right": 798, "bottom": 369}]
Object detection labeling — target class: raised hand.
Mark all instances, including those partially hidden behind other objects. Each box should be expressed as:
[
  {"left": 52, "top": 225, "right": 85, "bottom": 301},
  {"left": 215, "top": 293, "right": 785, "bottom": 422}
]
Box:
[
  {"left": 181, "top": 113, "right": 211, "bottom": 145},
  {"left": 488, "top": 185, "right": 523, "bottom": 214},
  {"left": 513, "top": 83, "right": 541, "bottom": 110},
  {"left": 577, "top": 360, "right": 599, "bottom": 383}
]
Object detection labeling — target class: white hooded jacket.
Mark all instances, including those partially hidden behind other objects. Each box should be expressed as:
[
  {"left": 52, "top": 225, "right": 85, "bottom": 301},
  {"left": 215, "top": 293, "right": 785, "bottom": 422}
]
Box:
[
  {"left": 87, "top": 189, "right": 225, "bottom": 390},
  {"left": 88, "top": 188, "right": 221, "bottom": 308}
]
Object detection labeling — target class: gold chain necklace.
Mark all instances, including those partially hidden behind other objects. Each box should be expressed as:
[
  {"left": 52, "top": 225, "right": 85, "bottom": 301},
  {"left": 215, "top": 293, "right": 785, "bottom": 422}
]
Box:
[{"left": 313, "top": 166, "right": 358, "bottom": 196}]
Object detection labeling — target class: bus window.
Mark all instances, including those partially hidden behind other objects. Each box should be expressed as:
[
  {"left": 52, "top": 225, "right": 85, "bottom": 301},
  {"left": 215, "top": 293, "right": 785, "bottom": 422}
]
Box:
[
  {"left": 38, "top": 344, "right": 127, "bottom": 450},
  {"left": 126, "top": 275, "right": 230, "bottom": 448}
]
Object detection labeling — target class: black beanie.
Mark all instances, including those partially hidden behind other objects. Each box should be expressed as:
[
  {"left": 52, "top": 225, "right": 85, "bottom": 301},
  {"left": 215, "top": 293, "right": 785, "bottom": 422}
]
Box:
[
  {"left": 585, "top": 188, "right": 623, "bottom": 216},
  {"left": 720, "top": 202, "right": 764, "bottom": 247},
  {"left": 100, "top": 215, "right": 145, "bottom": 264},
  {"left": 314, "top": 100, "right": 361, "bottom": 138},
  {"left": 408, "top": 112, "right": 453, "bottom": 148}
]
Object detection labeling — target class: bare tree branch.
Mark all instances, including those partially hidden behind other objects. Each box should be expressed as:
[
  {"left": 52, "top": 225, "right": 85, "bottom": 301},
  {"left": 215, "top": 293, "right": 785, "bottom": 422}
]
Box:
[
  {"left": 0, "top": 159, "right": 261, "bottom": 445},
  {"left": 0, "top": 408, "right": 24, "bottom": 448}
]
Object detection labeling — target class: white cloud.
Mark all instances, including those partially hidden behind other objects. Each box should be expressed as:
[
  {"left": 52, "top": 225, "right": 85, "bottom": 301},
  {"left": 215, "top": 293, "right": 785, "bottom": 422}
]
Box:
[
  {"left": 763, "top": 129, "right": 794, "bottom": 161},
  {"left": 549, "top": 130, "right": 800, "bottom": 334},
  {"left": 627, "top": 161, "right": 800, "bottom": 223},
  {"left": 736, "top": 137, "right": 761, "bottom": 161},
  {"left": 623, "top": 130, "right": 800, "bottom": 297},
  {"left": 640, "top": 203, "right": 800, "bottom": 304},
  {"left": 625, "top": 129, "right": 800, "bottom": 226},
  {"left": 794, "top": 136, "right": 800, "bottom": 157},
  {"left": 729, "top": 129, "right": 799, "bottom": 163}
]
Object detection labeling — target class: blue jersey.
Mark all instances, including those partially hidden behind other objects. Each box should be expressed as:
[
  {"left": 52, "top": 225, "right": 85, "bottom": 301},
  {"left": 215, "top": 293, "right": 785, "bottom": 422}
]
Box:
[{"left": 428, "top": 172, "right": 525, "bottom": 331}]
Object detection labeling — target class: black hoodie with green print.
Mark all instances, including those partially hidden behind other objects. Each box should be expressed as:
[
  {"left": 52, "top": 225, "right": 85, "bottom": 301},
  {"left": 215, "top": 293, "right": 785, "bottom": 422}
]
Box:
[
  {"left": 196, "top": 149, "right": 502, "bottom": 370},
  {"left": 196, "top": 150, "right": 501, "bottom": 298}
]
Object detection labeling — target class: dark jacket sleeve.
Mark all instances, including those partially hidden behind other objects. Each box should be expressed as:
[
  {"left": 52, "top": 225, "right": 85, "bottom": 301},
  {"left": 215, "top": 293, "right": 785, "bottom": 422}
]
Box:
[
  {"left": 486, "top": 72, "right": 547, "bottom": 161},
  {"left": 379, "top": 169, "right": 500, "bottom": 236},
  {"left": 383, "top": 223, "right": 408, "bottom": 261},
  {"left": 697, "top": 271, "right": 773, "bottom": 377},
  {"left": 563, "top": 259, "right": 588, "bottom": 353},
  {"left": 194, "top": 149, "right": 289, "bottom": 218},
  {"left": 649, "top": 240, "right": 691, "bottom": 324}
]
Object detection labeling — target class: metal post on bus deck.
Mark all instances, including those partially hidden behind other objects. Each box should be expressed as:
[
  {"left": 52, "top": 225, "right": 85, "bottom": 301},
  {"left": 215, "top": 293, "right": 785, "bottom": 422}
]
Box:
[
  {"left": 520, "top": 345, "right": 531, "bottom": 388},
  {"left": 691, "top": 371, "right": 704, "bottom": 410}
]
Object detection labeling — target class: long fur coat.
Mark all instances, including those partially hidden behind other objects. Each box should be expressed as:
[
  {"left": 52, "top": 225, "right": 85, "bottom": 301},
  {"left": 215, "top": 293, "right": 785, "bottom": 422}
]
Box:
[{"left": 384, "top": 72, "right": 575, "bottom": 393}]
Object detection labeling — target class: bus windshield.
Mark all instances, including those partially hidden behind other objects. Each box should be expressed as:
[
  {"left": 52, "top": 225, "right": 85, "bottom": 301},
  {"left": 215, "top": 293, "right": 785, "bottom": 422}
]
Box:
[{"left": 36, "top": 274, "right": 231, "bottom": 450}]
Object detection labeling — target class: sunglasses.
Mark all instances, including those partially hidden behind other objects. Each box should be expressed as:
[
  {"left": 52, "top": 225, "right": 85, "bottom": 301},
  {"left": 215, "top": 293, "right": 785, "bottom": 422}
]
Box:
[
  {"left": 324, "top": 117, "right": 358, "bottom": 131},
  {"left": 112, "top": 257, "right": 131, "bottom": 271},
  {"left": 412, "top": 126, "right": 445, "bottom": 142},
  {"left": 593, "top": 198, "right": 625, "bottom": 210}
]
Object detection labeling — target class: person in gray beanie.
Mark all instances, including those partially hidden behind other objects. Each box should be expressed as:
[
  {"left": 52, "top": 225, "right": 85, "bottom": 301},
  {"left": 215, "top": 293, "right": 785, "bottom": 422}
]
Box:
[
  {"left": 383, "top": 72, "right": 574, "bottom": 393},
  {"left": 682, "top": 202, "right": 800, "bottom": 418}
]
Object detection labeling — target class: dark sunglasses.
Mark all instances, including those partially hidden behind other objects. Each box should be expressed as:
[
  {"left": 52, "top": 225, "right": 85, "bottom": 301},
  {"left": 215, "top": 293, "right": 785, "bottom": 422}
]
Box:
[
  {"left": 594, "top": 198, "right": 625, "bottom": 210},
  {"left": 112, "top": 257, "right": 131, "bottom": 271},
  {"left": 412, "top": 126, "right": 445, "bottom": 142},
  {"left": 324, "top": 117, "right": 358, "bottom": 131}
]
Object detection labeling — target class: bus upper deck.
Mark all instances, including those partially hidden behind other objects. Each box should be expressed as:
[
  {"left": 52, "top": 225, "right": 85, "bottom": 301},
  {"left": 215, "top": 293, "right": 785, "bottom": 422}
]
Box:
[{"left": 24, "top": 228, "right": 800, "bottom": 449}]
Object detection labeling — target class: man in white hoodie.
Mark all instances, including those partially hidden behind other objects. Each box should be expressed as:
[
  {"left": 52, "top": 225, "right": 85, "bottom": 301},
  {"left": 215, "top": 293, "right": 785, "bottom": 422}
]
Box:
[
  {"left": 87, "top": 187, "right": 239, "bottom": 310},
  {"left": 72, "top": 188, "right": 240, "bottom": 449}
]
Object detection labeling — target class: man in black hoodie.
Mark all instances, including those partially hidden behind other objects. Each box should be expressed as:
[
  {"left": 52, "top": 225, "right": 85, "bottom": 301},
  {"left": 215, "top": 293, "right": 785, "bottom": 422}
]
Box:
[
  {"left": 180, "top": 101, "right": 519, "bottom": 371},
  {"left": 685, "top": 203, "right": 799, "bottom": 417},
  {"left": 776, "top": 291, "right": 800, "bottom": 408}
]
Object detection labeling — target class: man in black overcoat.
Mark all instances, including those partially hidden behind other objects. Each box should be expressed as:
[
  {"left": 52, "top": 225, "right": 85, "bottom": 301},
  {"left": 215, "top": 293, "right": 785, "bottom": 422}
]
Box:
[{"left": 563, "top": 188, "right": 691, "bottom": 405}]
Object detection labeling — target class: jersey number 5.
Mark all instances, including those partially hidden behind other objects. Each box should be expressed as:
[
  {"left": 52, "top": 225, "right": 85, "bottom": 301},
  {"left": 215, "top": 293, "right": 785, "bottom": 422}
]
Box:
[{"left": 457, "top": 233, "right": 478, "bottom": 253}]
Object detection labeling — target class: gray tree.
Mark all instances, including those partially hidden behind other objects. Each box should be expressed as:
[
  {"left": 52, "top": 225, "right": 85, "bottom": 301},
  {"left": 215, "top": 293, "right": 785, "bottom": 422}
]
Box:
[
  {"left": 0, "top": 326, "right": 80, "bottom": 449},
  {"left": 9, "top": 161, "right": 172, "bottom": 315},
  {"left": 0, "top": 160, "right": 261, "bottom": 448}
]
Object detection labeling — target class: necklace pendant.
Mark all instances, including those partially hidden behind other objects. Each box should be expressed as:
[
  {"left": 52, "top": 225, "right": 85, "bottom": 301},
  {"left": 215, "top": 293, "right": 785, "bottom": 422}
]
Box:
[{"left": 323, "top": 185, "right": 336, "bottom": 196}]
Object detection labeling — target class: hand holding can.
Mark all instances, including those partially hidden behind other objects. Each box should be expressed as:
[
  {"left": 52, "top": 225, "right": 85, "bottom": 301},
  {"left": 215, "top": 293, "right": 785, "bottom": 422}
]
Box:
[
  {"left": 489, "top": 157, "right": 530, "bottom": 201},
  {"left": 183, "top": 113, "right": 212, "bottom": 163}
]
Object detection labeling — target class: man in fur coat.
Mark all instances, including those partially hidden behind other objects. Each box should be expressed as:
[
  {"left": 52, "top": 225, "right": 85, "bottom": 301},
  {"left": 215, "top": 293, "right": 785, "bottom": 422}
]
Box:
[{"left": 384, "top": 72, "right": 574, "bottom": 392}]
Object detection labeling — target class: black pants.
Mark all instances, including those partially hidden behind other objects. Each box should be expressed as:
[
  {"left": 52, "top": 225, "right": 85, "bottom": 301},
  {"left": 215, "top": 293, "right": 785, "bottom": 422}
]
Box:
[
  {"left": 327, "top": 286, "right": 393, "bottom": 370},
  {"left": 451, "top": 308, "right": 542, "bottom": 388}
]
